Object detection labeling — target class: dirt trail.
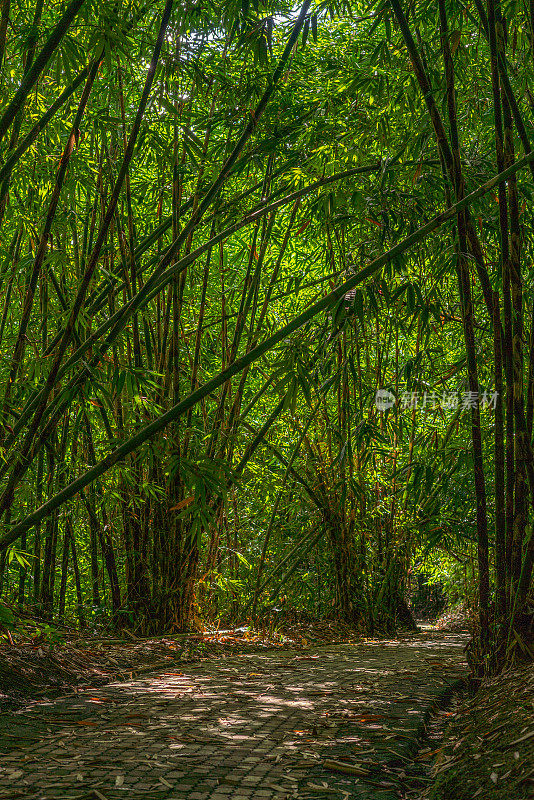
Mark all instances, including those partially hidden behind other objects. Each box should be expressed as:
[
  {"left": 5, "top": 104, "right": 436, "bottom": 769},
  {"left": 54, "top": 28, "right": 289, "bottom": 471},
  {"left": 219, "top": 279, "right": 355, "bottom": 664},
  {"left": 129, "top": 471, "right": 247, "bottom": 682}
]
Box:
[{"left": 0, "top": 628, "right": 467, "bottom": 799}]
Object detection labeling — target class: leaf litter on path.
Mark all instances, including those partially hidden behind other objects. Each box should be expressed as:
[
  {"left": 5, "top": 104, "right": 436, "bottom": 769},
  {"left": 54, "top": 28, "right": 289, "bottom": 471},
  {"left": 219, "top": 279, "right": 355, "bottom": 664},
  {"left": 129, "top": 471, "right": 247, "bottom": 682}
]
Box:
[{"left": 0, "top": 627, "right": 471, "bottom": 800}]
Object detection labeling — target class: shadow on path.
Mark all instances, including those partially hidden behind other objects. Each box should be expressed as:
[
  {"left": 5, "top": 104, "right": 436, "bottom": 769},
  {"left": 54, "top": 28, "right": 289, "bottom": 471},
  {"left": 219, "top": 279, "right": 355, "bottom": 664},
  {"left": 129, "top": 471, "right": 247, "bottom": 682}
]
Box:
[{"left": 0, "top": 628, "right": 467, "bottom": 800}]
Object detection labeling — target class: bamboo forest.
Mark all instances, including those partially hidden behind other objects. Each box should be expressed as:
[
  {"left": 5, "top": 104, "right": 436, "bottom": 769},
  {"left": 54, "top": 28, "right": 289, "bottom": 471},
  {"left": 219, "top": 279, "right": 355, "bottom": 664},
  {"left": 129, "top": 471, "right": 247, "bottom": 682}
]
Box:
[{"left": 0, "top": 1, "right": 533, "bottom": 798}]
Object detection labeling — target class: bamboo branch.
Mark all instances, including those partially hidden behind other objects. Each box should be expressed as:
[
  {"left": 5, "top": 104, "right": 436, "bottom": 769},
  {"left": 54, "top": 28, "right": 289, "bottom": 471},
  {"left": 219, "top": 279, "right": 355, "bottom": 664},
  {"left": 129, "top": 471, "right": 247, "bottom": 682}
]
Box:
[
  {"left": 0, "top": 0, "right": 86, "bottom": 144},
  {"left": 3, "top": 148, "right": 534, "bottom": 548}
]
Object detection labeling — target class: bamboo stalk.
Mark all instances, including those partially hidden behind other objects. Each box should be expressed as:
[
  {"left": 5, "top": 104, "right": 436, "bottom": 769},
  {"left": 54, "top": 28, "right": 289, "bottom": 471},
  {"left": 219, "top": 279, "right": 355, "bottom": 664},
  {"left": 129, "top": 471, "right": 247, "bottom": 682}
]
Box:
[
  {"left": 0, "top": 0, "right": 176, "bottom": 516},
  {"left": 3, "top": 149, "right": 534, "bottom": 548},
  {"left": 438, "top": 0, "right": 489, "bottom": 654},
  {"left": 0, "top": 0, "right": 86, "bottom": 144},
  {"left": 0, "top": 62, "right": 93, "bottom": 186}
]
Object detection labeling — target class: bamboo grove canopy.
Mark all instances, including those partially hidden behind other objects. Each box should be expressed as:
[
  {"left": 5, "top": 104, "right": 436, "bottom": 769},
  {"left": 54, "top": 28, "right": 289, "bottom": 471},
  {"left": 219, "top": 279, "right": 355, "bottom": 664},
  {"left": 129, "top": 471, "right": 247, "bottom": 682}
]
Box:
[{"left": 0, "top": 0, "right": 533, "bottom": 671}]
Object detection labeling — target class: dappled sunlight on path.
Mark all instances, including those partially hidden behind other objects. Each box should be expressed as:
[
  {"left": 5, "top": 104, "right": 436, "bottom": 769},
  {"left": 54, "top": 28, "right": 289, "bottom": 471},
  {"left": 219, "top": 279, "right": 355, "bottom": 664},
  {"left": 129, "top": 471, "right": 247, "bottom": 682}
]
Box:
[{"left": 0, "top": 629, "right": 467, "bottom": 799}]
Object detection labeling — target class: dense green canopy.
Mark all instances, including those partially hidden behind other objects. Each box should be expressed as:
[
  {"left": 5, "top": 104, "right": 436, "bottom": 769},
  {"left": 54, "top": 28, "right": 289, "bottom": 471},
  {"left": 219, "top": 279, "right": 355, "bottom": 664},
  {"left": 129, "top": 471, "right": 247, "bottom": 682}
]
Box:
[{"left": 0, "top": 0, "right": 533, "bottom": 672}]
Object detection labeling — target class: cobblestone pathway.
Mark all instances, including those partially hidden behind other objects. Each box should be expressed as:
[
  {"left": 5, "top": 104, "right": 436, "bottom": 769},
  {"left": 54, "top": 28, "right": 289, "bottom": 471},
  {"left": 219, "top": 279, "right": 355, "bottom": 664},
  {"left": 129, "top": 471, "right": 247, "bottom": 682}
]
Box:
[{"left": 0, "top": 629, "right": 467, "bottom": 800}]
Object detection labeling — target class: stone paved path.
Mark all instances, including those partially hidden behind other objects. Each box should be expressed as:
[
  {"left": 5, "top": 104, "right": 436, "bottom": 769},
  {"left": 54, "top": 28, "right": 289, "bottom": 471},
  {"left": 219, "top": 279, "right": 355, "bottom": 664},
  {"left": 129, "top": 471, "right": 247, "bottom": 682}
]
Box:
[{"left": 0, "top": 628, "right": 467, "bottom": 800}]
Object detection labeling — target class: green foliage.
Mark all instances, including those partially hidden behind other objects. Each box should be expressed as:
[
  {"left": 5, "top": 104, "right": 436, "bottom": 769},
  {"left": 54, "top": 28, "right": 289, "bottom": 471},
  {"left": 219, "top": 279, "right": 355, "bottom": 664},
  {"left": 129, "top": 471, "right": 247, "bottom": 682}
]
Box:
[
  {"left": 0, "top": 601, "right": 15, "bottom": 629},
  {"left": 0, "top": 0, "right": 531, "bottom": 657}
]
